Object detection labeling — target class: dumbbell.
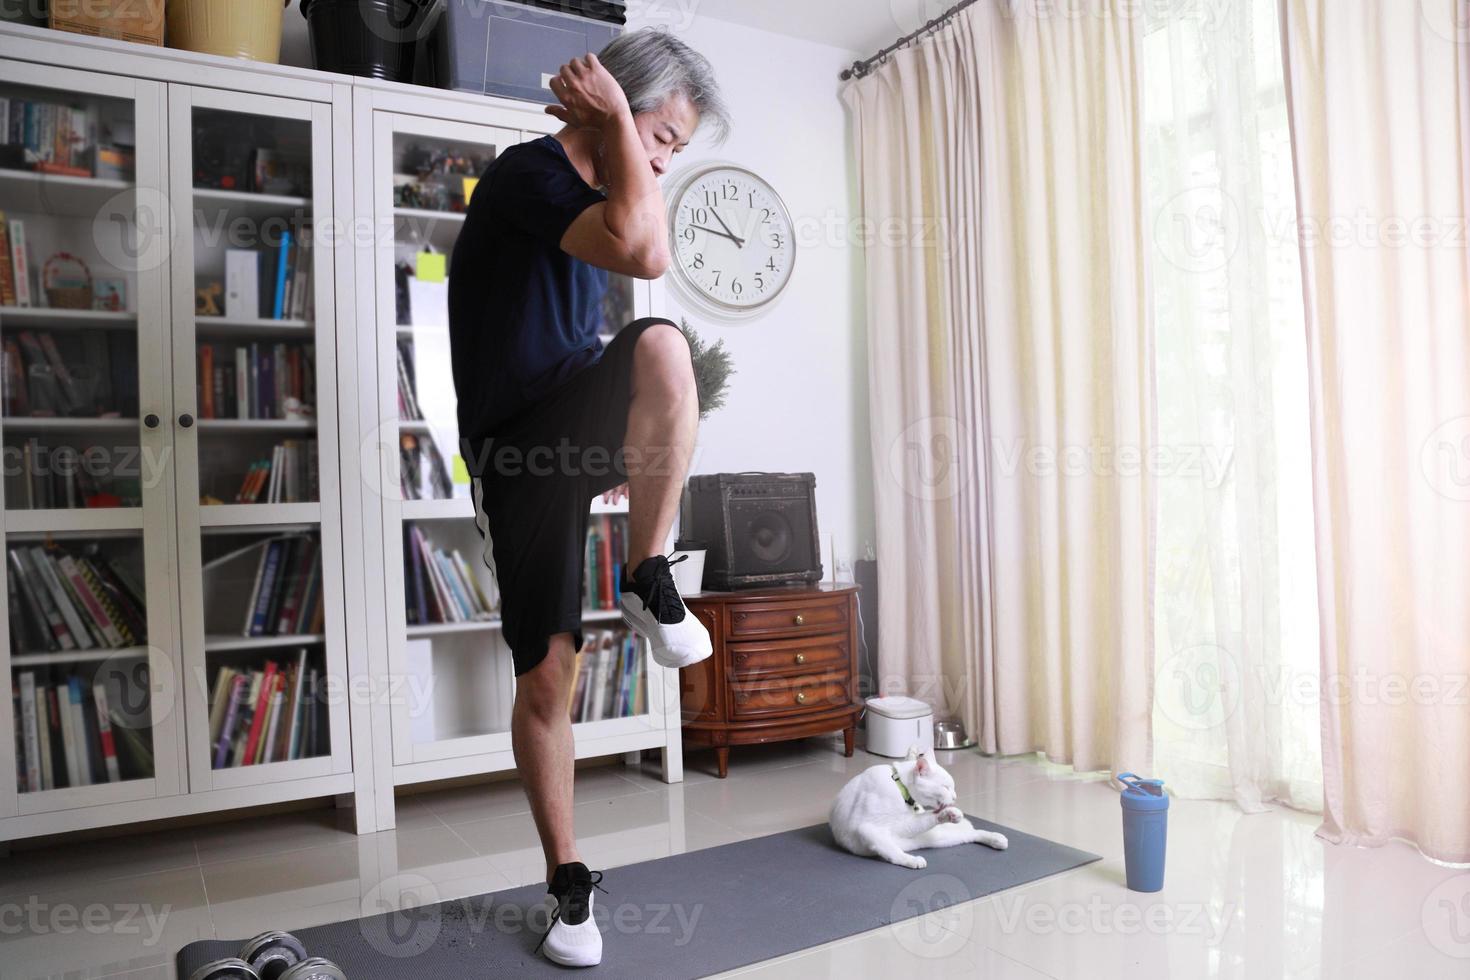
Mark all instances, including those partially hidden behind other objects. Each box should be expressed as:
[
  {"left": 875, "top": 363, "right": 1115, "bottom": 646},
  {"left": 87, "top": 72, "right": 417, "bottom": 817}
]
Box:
[
  {"left": 187, "top": 959, "right": 346, "bottom": 980},
  {"left": 189, "top": 930, "right": 343, "bottom": 980}
]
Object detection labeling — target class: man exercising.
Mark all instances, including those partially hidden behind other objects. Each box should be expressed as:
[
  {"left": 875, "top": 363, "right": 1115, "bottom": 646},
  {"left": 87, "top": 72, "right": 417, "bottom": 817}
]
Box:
[{"left": 446, "top": 28, "right": 731, "bottom": 968}]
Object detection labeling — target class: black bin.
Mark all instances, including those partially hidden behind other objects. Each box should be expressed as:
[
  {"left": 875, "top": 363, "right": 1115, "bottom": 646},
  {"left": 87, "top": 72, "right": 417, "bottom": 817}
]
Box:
[{"left": 300, "top": 0, "right": 441, "bottom": 81}]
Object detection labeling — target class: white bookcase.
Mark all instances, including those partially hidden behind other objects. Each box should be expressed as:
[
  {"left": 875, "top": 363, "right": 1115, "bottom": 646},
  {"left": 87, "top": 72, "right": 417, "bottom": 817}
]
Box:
[
  {"left": 348, "top": 81, "right": 683, "bottom": 833},
  {"left": 0, "top": 23, "right": 684, "bottom": 843}
]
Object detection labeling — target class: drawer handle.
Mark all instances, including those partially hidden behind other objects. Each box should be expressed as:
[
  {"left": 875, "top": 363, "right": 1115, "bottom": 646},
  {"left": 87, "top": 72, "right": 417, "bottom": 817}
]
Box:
[
  {"left": 795, "top": 691, "right": 807, "bottom": 704},
  {"left": 795, "top": 653, "right": 806, "bottom": 665},
  {"left": 794, "top": 614, "right": 806, "bottom": 626}
]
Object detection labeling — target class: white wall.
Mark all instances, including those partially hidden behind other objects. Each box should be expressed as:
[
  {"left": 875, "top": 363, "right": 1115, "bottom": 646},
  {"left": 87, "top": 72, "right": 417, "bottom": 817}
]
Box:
[{"left": 282, "top": 9, "right": 876, "bottom": 573}]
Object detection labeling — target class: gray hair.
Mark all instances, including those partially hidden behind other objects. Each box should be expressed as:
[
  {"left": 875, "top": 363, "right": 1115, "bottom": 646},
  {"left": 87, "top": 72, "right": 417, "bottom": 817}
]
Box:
[{"left": 597, "top": 28, "right": 731, "bottom": 146}]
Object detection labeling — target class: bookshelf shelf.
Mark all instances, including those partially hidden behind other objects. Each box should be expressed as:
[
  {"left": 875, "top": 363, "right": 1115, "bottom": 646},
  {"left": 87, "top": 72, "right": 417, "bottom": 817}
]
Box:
[
  {"left": 398, "top": 419, "right": 431, "bottom": 434},
  {"left": 205, "top": 633, "right": 326, "bottom": 652},
  {"left": 0, "top": 307, "right": 138, "bottom": 330},
  {"left": 195, "top": 316, "right": 313, "bottom": 338},
  {"left": 3, "top": 507, "right": 144, "bottom": 534},
  {"left": 405, "top": 619, "right": 501, "bottom": 638},
  {"left": 196, "top": 418, "right": 317, "bottom": 432},
  {"left": 199, "top": 502, "right": 321, "bottom": 527},
  {"left": 200, "top": 520, "right": 318, "bottom": 537},
  {"left": 401, "top": 498, "right": 472, "bottom": 521},
  {"left": 0, "top": 168, "right": 134, "bottom": 218},
  {"left": 395, "top": 208, "right": 466, "bottom": 252},
  {"left": 10, "top": 645, "right": 151, "bottom": 668},
  {"left": 192, "top": 187, "right": 312, "bottom": 222},
  {"left": 2, "top": 416, "right": 136, "bottom": 431}
]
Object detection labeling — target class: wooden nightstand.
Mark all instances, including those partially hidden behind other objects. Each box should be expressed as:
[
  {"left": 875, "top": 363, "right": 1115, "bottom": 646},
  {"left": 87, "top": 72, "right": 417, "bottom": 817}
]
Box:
[{"left": 680, "top": 584, "right": 863, "bottom": 778}]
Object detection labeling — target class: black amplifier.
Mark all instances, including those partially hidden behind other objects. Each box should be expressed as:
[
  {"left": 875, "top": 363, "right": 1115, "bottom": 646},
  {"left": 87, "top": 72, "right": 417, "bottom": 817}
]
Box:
[{"left": 683, "top": 472, "right": 823, "bottom": 590}]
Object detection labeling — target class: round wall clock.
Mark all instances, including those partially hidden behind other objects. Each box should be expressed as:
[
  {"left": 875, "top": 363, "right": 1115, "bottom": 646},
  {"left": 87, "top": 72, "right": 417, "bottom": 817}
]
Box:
[{"left": 666, "top": 162, "right": 796, "bottom": 321}]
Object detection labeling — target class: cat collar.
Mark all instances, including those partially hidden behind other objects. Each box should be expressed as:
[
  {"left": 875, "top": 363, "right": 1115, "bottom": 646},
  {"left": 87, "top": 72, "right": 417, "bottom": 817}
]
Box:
[{"left": 890, "top": 763, "right": 926, "bottom": 813}]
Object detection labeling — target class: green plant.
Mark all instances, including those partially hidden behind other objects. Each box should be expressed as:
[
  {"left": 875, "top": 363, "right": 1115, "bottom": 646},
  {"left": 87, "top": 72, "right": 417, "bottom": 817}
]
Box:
[{"left": 680, "top": 319, "right": 735, "bottom": 419}]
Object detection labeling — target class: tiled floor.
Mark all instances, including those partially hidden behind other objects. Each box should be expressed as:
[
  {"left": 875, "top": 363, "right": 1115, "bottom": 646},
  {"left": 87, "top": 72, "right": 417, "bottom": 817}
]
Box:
[{"left": 2, "top": 737, "right": 1466, "bottom": 978}]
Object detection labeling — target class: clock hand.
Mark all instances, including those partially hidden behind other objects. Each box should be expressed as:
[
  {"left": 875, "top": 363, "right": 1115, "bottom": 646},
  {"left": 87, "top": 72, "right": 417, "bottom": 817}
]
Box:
[
  {"left": 688, "top": 225, "right": 744, "bottom": 245},
  {"left": 708, "top": 207, "right": 745, "bottom": 249}
]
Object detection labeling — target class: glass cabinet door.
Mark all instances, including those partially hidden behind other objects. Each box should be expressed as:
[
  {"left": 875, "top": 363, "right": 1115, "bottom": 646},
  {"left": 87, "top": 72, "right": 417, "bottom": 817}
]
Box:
[
  {"left": 166, "top": 85, "right": 348, "bottom": 791},
  {"left": 371, "top": 112, "right": 644, "bottom": 771},
  {"left": 0, "top": 61, "right": 182, "bottom": 815}
]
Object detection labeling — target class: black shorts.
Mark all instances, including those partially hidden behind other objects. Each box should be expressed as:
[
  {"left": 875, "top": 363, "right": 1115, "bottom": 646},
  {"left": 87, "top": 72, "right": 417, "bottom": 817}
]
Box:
[{"left": 467, "top": 317, "right": 683, "bottom": 677}]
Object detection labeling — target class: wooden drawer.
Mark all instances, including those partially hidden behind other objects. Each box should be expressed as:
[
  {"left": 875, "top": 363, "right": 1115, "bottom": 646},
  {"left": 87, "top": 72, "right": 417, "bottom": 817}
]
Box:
[
  {"left": 727, "top": 595, "right": 849, "bottom": 639},
  {"left": 729, "top": 635, "right": 849, "bottom": 679},
  {"left": 730, "top": 671, "right": 850, "bottom": 720}
]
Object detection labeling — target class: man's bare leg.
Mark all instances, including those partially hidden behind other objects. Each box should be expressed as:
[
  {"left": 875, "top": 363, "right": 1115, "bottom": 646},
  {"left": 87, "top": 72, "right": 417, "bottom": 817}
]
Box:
[
  {"left": 625, "top": 324, "right": 698, "bottom": 566},
  {"left": 511, "top": 631, "right": 582, "bottom": 884}
]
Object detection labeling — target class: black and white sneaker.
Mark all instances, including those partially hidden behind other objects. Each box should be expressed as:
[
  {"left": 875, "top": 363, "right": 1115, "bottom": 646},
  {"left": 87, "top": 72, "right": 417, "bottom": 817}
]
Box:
[
  {"left": 620, "top": 554, "right": 713, "bottom": 669},
  {"left": 534, "top": 862, "right": 606, "bottom": 967}
]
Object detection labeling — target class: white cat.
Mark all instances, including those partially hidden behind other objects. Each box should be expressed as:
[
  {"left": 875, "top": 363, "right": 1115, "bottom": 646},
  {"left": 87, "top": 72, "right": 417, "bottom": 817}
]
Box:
[{"left": 828, "top": 745, "right": 1008, "bottom": 869}]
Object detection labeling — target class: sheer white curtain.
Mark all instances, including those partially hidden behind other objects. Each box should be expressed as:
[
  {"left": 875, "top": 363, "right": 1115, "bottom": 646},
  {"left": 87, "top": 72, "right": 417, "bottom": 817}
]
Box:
[
  {"left": 1143, "top": 0, "right": 1323, "bottom": 812},
  {"left": 1280, "top": 0, "right": 1470, "bottom": 864}
]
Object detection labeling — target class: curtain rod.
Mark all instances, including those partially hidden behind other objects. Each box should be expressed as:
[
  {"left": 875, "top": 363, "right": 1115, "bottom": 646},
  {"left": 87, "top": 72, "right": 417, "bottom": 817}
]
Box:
[{"left": 839, "top": 0, "right": 983, "bottom": 80}]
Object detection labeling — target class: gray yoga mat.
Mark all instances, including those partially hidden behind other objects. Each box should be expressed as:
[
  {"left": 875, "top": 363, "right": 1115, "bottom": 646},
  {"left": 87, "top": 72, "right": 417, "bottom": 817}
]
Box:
[{"left": 177, "top": 814, "right": 1099, "bottom": 978}]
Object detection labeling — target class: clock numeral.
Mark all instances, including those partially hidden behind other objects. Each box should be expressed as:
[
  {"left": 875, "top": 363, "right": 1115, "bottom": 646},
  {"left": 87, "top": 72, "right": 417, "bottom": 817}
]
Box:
[
  {"left": 712, "top": 271, "right": 721, "bottom": 286},
  {"left": 682, "top": 227, "right": 695, "bottom": 243},
  {"left": 731, "top": 278, "right": 743, "bottom": 296},
  {"left": 755, "top": 272, "right": 764, "bottom": 290},
  {"left": 693, "top": 207, "right": 710, "bottom": 225},
  {"left": 766, "top": 258, "right": 778, "bottom": 271},
  {"left": 724, "top": 182, "right": 738, "bottom": 200},
  {"left": 691, "top": 253, "right": 705, "bottom": 270},
  {"left": 771, "top": 233, "right": 785, "bottom": 249},
  {"left": 761, "top": 208, "right": 772, "bottom": 224}
]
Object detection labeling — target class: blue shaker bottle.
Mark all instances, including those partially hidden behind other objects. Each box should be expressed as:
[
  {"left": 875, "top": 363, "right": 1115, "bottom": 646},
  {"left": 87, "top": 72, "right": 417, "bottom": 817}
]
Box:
[{"left": 1117, "top": 772, "right": 1168, "bottom": 892}]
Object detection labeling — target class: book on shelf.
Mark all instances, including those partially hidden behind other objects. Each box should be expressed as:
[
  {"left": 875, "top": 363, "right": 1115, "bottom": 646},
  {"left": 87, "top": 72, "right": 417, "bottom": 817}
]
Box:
[
  {"left": 218, "top": 242, "right": 313, "bottom": 322},
  {"left": 584, "top": 515, "right": 627, "bottom": 611},
  {"left": 207, "top": 647, "right": 327, "bottom": 769},
  {"left": 6, "top": 542, "right": 147, "bottom": 656},
  {"left": 403, "top": 524, "right": 498, "bottom": 625},
  {"left": 225, "top": 439, "right": 319, "bottom": 504},
  {"left": 196, "top": 340, "right": 315, "bottom": 420},
  {"left": 567, "top": 627, "right": 646, "bottom": 724},
  {"left": 201, "top": 534, "right": 324, "bottom": 638},
  {"left": 1, "top": 326, "right": 136, "bottom": 418},
  {"left": 3, "top": 216, "right": 35, "bottom": 308},
  {"left": 396, "top": 341, "right": 422, "bottom": 421},
  {"left": 11, "top": 667, "right": 154, "bottom": 793},
  {"left": 0, "top": 97, "right": 98, "bottom": 175},
  {"left": 398, "top": 432, "right": 452, "bottom": 500}
]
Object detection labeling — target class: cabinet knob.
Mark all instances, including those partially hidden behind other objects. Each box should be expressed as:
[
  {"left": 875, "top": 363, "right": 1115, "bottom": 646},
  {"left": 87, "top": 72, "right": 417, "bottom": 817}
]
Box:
[
  {"left": 795, "top": 691, "right": 807, "bottom": 704},
  {"left": 178, "top": 413, "right": 194, "bottom": 429},
  {"left": 795, "top": 653, "right": 806, "bottom": 665},
  {"left": 143, "top": 414, "right": 159, "bottom": 429},
  {"left": 794, "top": 614, "right": 806, "bottom": 626}
]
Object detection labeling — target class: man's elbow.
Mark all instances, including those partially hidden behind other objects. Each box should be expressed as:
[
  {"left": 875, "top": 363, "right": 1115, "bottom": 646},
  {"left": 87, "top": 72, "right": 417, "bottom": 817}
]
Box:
[{"left": 632, "top": 246, "right": 671, "bottom": 280}]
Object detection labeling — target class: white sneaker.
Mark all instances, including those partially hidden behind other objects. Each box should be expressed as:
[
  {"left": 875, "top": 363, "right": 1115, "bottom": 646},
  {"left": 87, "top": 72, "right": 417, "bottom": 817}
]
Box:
[
  {"left": 620, "top": 554, "right": 713, "bottom": 669},
  {"left": 535, "top": 863, "right": 604, "bottom": 967}
]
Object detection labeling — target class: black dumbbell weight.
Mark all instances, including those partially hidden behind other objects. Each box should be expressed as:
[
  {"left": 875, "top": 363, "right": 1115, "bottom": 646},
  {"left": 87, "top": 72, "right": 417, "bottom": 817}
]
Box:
[
  {"left": 279, "top": 957, "right": 348, "bottom": 979},
  {"left": 187, "top": 958, "right": 260, "bottom": 980},
  {"left": 239, "top": 930, "right": 308, "bottom": 979}
]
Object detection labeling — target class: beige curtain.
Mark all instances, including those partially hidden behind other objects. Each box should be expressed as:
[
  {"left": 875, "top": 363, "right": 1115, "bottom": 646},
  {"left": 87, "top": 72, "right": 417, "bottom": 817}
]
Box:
[
  {"left": 1280, "top": 0, "right": 1470, "bottom": 863},
  {"left": 840, "top": 1, "right": 1154, "bottom": 774}
]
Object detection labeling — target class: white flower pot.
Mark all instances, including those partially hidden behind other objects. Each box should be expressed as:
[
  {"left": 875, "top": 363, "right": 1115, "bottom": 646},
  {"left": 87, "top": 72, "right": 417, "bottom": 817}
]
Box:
[{"left": 671, "top": 548, "right": 706, "bottom": 596}]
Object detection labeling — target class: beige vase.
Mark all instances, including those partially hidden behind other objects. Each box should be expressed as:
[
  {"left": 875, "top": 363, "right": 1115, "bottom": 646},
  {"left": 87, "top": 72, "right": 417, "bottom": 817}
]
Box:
[{"left": 166, "top": 0, "right": 289, "bottom": 63}]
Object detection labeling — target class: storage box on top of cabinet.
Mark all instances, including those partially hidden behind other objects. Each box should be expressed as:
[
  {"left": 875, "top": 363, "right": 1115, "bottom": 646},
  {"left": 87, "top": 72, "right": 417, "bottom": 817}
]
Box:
[{"left": 434, "top": 0, "right": 624, "bottom": 104}]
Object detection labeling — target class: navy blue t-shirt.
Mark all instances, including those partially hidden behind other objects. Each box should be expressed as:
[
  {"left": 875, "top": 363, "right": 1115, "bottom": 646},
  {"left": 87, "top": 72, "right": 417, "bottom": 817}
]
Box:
[{"left": 448, "top": 134, "right": 609, "bottom": 444}]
